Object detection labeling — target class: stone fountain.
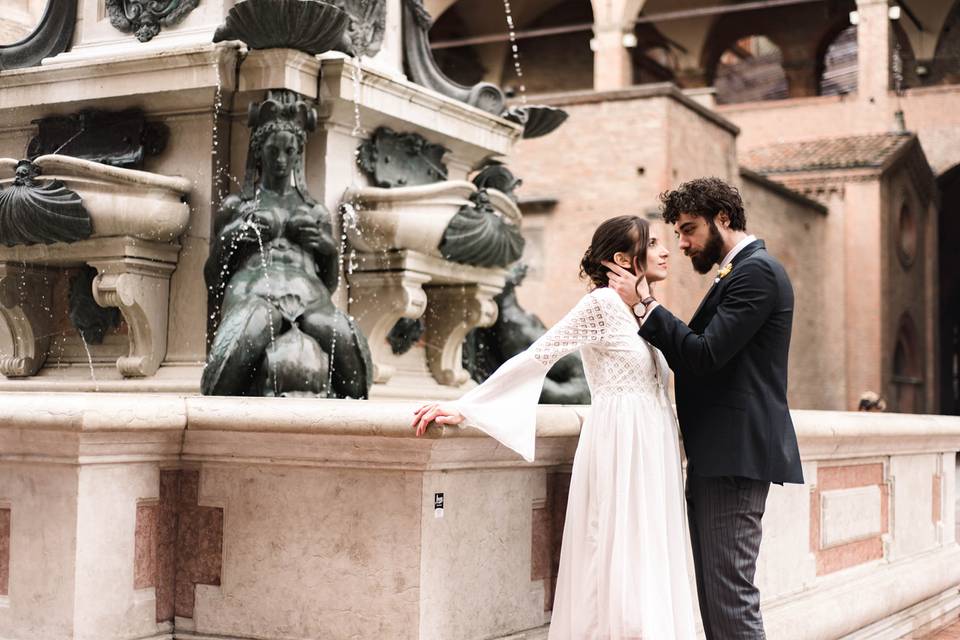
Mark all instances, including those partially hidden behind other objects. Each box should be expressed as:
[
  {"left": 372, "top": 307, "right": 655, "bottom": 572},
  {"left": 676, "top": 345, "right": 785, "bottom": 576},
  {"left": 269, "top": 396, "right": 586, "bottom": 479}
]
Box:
[
  {"left": 0, "top": 2, "right": 585, "bottom": 639},
  {"left": 2, "top": 2, "right": 955, "bottom": 640}
]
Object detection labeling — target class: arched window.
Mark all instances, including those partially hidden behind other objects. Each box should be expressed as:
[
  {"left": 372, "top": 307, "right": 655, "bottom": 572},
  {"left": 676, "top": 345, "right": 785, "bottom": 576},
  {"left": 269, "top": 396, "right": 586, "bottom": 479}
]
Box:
[
  {"left": 713, "top": 35, "right": 788, "bottom": 104},
  {"left": 819, "top": 25, "right": 857, "bottom": 96},
  {"left": 631, "top": 22, "right": 678, "bottom": 85},
  {"left": 896, "top": 199, "right": 919, "bottom": 269},
  {"left": 931, "top": 0, "right": 960, "bottom": 85},
  {"left": 429, "top": 0, "right": 595, "bottom": 95},
  {"left": 892, "top": 313, "right": 923, "bottom": 413}
]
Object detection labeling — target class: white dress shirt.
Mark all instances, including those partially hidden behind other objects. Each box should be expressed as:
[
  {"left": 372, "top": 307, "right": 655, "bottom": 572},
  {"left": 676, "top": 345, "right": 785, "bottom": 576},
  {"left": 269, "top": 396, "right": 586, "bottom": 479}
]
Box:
[{"left": 719, "top": 234, "right": 757, "bottom": 270}]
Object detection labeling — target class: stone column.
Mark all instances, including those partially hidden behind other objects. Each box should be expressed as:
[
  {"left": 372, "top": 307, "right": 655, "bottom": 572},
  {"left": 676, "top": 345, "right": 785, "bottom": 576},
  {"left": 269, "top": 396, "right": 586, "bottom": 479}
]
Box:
[
  {"left": 856, "top": 0, "right": 891, "bottom": 102},
  {"left": 592, "top": 24, "right": 634, "bottom": 91}
]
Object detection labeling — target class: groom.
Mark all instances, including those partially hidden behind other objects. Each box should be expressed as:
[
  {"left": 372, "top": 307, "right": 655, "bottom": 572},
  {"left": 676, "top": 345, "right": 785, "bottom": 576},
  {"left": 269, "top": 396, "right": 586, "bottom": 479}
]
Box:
[{"left": 605, "top": 177, "right": 803, "bottom": 639}]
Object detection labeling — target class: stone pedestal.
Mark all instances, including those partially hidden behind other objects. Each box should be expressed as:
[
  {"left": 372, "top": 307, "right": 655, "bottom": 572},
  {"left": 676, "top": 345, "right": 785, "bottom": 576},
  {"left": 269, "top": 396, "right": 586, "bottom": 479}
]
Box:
[{"left": 1, "top": 396, "right": 959, "bottom": 640}]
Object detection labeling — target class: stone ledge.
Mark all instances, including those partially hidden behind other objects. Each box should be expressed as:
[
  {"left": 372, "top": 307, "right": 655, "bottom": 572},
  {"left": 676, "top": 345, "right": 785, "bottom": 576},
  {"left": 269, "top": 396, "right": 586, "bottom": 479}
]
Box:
[
  {"left": 764, "top": 544, "right": 960, "bottom": 639},
  {"left": 0, "top": 42, "right": 241, "bottom": 116},
  {"left": 0, "top": 394, "right": 958, "bottom": 466}
]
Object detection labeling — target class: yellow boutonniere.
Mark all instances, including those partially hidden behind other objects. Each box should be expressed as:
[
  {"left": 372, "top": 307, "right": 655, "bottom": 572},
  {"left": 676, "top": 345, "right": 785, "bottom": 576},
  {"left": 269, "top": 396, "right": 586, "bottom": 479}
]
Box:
[{"left": 715, "top": 263, "right": 733, "bottom": 283}]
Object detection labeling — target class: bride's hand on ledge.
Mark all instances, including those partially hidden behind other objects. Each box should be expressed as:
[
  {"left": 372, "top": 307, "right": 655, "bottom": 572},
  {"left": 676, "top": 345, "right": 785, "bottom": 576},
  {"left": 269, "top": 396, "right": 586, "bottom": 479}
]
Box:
[{"left": 412, "top": 403, "right": 464, "bottom": 437}]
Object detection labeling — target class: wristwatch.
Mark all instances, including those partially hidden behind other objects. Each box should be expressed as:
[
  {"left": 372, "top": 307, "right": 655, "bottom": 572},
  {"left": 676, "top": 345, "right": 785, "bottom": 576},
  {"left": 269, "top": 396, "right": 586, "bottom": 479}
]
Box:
[{"left": 632, "top": 296, "right": 656, "bottom": 319}]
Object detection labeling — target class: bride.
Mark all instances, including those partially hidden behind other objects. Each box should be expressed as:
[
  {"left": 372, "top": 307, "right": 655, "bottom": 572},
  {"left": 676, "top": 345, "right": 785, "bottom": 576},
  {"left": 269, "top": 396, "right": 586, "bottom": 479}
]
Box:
[{"left": 412, "top": 215, "right": 698, "bottom": 639}]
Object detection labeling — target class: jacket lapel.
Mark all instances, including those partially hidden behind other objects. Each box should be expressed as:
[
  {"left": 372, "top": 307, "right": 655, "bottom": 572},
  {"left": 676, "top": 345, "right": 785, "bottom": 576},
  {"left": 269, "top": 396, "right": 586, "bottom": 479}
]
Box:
[
  {"left": 690, "top": 281, "right": 720, "bottom": 326},
  {"left": 688, "top": 240, "right": 765, "bottom": 326}
]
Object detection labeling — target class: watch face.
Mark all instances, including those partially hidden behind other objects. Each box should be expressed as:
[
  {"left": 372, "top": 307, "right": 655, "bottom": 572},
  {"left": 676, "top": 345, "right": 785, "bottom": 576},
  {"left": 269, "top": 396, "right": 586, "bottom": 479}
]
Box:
[{"left": 632, "top": 303, "right": 645, "bottom": 317}]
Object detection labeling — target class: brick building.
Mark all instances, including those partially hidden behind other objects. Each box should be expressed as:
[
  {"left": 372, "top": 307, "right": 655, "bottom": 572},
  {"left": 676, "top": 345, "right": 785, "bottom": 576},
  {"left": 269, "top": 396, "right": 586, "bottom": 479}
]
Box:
[{"left": 426, "top": 0, "right": 960, "bottom": 414}]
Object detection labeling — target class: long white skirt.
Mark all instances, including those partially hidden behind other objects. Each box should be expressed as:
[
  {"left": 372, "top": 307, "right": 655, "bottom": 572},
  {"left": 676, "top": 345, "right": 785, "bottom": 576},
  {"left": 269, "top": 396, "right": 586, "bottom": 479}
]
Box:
[{"left": 547, "top": 393, "right": 698, "bottom": 640}]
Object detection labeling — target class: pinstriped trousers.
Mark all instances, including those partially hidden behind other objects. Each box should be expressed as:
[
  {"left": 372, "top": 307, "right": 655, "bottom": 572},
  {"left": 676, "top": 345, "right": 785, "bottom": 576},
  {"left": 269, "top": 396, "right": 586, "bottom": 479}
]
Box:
[{"left": 685, "top": 474, "right": 770, "bottom": 640}]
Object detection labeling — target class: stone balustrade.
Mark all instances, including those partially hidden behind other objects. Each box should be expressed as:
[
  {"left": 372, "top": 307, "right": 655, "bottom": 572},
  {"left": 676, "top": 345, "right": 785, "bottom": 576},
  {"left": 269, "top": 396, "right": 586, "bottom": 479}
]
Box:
[{"left": 0, "top": 396, "right": 957, "bottom": 640}]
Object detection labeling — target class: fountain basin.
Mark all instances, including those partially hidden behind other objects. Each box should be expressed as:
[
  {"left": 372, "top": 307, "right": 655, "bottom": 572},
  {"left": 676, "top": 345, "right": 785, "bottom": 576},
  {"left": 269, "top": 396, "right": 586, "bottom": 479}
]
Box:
[
  {"left": 0, "top": 155, "right": 192, "bottom": 379},
  {"left": 0, "top": 155, "right": 192, "bottom": 242},
  {"left": 345, "top": 180, "right": 521, "bottom": 257}
]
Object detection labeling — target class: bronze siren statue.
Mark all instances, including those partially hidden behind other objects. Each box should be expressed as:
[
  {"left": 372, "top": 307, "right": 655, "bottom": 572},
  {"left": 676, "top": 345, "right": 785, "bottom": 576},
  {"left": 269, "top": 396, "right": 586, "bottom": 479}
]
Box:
[{"left": 202, "top": 90, "right": 373, "bottom": 398}]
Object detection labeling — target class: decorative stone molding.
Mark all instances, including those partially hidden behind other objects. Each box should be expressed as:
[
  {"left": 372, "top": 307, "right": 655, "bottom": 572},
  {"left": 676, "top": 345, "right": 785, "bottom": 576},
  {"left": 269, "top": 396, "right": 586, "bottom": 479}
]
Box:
[
  {"left": 347, "top": 250, "right": 506, "bottom": 387},
  {"left": 0, "top": 264, "right": 54, "bottom": 377},
  {"left": 329, "top": 0, "right": 388, "bottom": 58},
  {"left": 809, "top": 462, "right": 890, "bottom": 576},
  {"left": 106, "top": 0, "right": 200, "bottom": 43},
  {"left": 357, "top": 127, "right": 448, "bottom": 188},
  {"left": 89, "top": 255, "right": 177, "bottom": 377},
  {"left": 423, "top": 283, "right": 500, "bottom": 386},
  {"left": 349, "top": 270, "right": 429, "bottom": 383}
]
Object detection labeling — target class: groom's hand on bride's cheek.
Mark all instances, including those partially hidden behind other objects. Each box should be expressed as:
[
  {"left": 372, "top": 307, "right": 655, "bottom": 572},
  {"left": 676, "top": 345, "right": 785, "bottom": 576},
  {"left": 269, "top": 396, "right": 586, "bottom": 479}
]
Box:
[
  {"left": 633, "top": 257, "right": 651, "bottom": 299},
  {"left": 601, "top": 260, "right": 641, "bottom": 305}
]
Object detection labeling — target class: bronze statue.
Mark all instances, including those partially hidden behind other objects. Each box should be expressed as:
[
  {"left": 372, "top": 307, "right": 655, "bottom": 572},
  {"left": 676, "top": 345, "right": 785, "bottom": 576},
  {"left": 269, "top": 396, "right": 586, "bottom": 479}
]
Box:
[
  {"left": 202, "top": 90, "right": 372, "bottom": 398},
  {"left": 465, "top": 263, "right": 590, "bottom": 404}
]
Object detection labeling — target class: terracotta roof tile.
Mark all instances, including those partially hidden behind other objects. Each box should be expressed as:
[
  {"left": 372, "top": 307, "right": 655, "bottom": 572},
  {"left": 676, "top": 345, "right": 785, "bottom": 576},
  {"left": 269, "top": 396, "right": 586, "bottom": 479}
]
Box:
[{"left": 741, "top": 133, "right": 914, "bottom": 173}]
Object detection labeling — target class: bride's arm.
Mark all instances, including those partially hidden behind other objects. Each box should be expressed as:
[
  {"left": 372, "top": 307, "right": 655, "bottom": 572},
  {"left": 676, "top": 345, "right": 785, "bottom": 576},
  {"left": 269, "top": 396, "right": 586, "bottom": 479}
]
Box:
[{"left": 412, "top": 291, "right": 609, "bottom": 461}]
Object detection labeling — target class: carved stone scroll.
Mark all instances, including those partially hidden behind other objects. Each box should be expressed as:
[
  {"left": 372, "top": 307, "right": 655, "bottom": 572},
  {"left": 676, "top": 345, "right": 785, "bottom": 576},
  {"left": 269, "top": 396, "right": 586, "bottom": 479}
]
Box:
[
  {"left": 107, "top": 0, "right": 200, "bottom": 42},
  {"left": 424, "top": 284, "right": 500, "bottom": 386},
  {"left": 89, "top": 256, "right": 177, "bottom": 378},
  {"left": 329, "top": 0, "right": 387, "bottom": 58},
  {"left": 349, "top": 270, "right": 429, "bottom": 383},
  {"left": 357, "top": 127, "right": 448, "bottom": 188},
  {"left": 0, "top": 264, "right": 54, "bottom": 377},
  {"left": 401, "top": 0, "right": 506, "bottom": 115}
]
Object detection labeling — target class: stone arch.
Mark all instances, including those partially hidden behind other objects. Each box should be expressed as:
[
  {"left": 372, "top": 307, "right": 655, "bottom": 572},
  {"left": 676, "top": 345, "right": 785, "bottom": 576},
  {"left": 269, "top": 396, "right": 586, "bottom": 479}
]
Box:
[
  {"left": 700, "top": 15, "right": 788, "bottom": 87},
  {"left": 429, "top": 0, "right": 594, "bottom": 90},
  {"left": 815, "top": 16, "right": 857, "bottom": 96},
  {"left": 631, "top": 22, "right": 678, "bottom": 85},
  {"left": 498, "top": 0, "right": 595, "bottom": 94},
  {"left": 932, "top": 0, "right": 960, "bottom": 84},
  {"left": 890, "top": 18, "right": 922, "bottom": 90},
  {"left": 704, "top": 31, "right": 789, "bottom": 104},
  {"left": 892, "top": 312, "right": 924, "bottom": 413}
]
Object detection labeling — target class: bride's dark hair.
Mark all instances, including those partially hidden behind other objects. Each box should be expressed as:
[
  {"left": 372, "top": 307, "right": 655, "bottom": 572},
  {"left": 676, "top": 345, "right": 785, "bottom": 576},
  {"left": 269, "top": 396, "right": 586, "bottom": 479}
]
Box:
[{"left": 579, "top": 215, "right": 649, "bottom": 289}]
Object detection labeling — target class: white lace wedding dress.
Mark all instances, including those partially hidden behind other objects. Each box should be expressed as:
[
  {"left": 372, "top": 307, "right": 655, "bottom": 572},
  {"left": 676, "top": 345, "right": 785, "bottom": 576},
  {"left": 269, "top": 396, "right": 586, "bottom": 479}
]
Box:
[{"left": 452, "top": 286, "right": 698, "bottom": 640}]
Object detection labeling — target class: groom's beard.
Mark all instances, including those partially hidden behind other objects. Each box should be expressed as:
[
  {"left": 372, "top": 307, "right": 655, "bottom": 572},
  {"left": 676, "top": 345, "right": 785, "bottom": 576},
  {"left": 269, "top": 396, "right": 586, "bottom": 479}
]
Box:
[{"left": 689, "top": 221, "right": 725, "bottom": 274}]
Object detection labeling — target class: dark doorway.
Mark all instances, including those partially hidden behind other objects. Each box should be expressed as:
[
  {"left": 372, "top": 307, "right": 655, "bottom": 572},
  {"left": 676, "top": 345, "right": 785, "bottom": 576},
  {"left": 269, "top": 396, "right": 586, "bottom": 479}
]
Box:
[{"left": 939, "top": 164, "right": 960, "bottom": 415}]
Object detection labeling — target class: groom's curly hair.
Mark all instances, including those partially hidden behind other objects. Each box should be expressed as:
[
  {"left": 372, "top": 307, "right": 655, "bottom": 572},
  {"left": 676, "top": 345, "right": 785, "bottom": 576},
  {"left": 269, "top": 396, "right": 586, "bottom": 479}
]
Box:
[{"left": 659, "top": 177, "right": 746, "bottom": 230}]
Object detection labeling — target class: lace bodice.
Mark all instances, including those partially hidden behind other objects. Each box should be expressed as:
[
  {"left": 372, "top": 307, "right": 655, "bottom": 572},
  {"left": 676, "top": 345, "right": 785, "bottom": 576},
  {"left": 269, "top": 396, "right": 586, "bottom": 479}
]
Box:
[
  {"left": 531, "top": 287, "right": 667, "bottom": 400},
  {"left": 453, "top": 287, "right": 671, "bottom": 462}
]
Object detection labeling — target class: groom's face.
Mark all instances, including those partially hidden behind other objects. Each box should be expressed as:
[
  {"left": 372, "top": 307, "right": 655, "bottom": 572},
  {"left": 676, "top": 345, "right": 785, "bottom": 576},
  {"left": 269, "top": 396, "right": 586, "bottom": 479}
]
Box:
[{"left": 674, "top": 212, "right": 725, "bottom": 275}]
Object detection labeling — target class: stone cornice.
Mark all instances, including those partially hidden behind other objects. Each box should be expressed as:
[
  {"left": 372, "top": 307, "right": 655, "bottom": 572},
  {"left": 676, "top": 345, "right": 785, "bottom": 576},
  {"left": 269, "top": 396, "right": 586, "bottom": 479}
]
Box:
[
  {"left": 739, "top": 168, "right": 829, "bottom": 215},
  {"left": 1, "top": 394, "right": 958, "bottom": 467},
  {"left": 0, "top": 42, "right": 242, "bottom": 115},
  {"left": 317, "top": 54, "right": 522, "bottom": 156},
  {"left": 517, "top": 83, "right": 740, "bottom": 136}
]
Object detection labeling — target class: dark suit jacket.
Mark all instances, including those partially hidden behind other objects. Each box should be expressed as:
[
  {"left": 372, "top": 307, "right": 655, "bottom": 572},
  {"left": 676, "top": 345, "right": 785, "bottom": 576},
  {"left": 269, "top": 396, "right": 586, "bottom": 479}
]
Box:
[{"left": 639, "top": 240, "right": 804, "bottom": 484}]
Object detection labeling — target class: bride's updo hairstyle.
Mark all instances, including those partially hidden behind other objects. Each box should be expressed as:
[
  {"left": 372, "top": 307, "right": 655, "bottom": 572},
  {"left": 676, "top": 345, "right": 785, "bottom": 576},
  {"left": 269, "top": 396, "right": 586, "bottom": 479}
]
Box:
[{"left": 579, "top": 215, "right": 649, "bottom": 289}]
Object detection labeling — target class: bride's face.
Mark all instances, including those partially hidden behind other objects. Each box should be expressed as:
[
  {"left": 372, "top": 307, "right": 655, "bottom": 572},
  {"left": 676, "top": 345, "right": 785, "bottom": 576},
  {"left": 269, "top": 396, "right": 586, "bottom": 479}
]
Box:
[{"left": 644, "top": 226, "right": 670, "bottom": 282}]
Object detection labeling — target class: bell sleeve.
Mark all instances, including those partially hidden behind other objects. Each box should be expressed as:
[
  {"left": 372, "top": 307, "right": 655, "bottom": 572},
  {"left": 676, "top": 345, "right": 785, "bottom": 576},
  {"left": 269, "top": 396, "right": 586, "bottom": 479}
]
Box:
[{"left": 452, "top": 291, "right": 607, "bottom": 462}]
